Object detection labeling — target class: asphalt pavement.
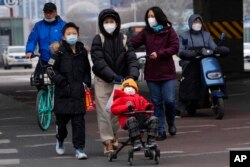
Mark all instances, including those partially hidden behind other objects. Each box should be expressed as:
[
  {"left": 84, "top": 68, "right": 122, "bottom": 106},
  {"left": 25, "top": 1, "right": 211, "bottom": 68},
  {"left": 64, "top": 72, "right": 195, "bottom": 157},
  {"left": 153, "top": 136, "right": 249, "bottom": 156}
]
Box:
[{"left": 0, "top": 68, "right": 250, "bottom": 167}]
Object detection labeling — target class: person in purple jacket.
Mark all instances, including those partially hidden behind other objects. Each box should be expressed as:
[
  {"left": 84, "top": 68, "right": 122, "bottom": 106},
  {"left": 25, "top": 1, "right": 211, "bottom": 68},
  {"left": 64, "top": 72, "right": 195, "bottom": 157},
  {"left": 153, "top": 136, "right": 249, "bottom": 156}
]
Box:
[{"left": 131, "top": 6, "right": 179, "bottom": 141}]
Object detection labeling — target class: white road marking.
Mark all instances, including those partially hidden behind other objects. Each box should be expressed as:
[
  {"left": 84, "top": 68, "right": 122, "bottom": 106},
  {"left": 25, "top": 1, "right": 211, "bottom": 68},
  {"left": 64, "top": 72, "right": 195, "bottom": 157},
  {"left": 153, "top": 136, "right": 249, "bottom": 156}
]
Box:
[
  {"left": 135, "top": 150, "right": 184, "bottom": 155},
  {"left": 163, "top": 150, "right": 227, "bottom": 158},
  {"left": 25, "top": 142, "right": 71, "bottom": 148},
  {"left": 0, "top": 159, "right": 20, "bottom": 165},
  {"left": 178, "top": 124, "right": 216, "bottom": 128},
  {"left": 95, "top": 136, "right": 129, "bottom": 141},
  {"left": 222, "top": 126, "right": 250, "bottom": 130},
  {"left": 16, "top": 133, "right": 55, "bottom": 138},
  {"left": 16, "top": 90, "right": 36, "bottom": 93},
  {"left": 0, "top": 139, "right": 10, "bottom": 144},
  {"left": 0, "top": 132, "right": 2, "bottom": 135},
  {"left": 0, "top": 117, "right": 24, "bottom": 121},
  {"left": 0, "top": 149, "right": 18, "bottom": 154},
  {"left": 227, "top": 147, "right": 250, "bottom": 151},
  {"left": 51, "top": 156, "right": 73, "bottom": 159},
  {"left": 177, "top": 131, "right": 200, "bottom": 134}
]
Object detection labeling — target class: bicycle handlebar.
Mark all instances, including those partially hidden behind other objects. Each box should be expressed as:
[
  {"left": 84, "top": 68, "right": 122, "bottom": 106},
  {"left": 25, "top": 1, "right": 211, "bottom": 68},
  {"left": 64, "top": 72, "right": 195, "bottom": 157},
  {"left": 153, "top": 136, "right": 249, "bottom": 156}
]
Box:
[{"left": 123, "top": 110, "right": 154, "bottom": 115}]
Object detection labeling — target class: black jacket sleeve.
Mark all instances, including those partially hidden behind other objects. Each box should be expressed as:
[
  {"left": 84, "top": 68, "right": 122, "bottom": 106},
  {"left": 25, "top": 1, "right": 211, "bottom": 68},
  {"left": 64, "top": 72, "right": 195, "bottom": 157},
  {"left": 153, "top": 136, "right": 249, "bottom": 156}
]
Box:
[
  {"left": 82, "top": 48, "right": 92, "bottom": 87},
  {"left": 90, "top": 35, "right": 116, "bottom": 82}
]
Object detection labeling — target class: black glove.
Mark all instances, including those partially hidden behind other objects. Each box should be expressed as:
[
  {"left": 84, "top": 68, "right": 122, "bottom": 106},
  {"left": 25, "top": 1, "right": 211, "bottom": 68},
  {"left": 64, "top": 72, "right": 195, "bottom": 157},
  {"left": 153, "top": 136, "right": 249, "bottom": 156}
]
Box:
[
  {"left": 113, "top": 75, "right": 124, "bottom": 82},
  {"left": 179, "top": 50, "right": 197, "bottom": 60},
  {"left": 125, "top": 75, "right": 134, "bottom": 80},
  {"left": 145, "top": 104, "right": 152, "bottom": 110},
  {"left": 46, "top": 66, "right": 56, "bottom": 78},
  {"left": 128, "top": 105, "right": 135, "bottom": 111}
]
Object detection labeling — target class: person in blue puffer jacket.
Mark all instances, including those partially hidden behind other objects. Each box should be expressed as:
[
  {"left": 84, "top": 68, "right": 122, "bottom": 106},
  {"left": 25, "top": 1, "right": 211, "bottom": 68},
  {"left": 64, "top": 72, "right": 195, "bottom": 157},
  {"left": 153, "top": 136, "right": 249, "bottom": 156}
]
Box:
[{"left": 25, "top": 2, "right": 66, "bottom": 89}]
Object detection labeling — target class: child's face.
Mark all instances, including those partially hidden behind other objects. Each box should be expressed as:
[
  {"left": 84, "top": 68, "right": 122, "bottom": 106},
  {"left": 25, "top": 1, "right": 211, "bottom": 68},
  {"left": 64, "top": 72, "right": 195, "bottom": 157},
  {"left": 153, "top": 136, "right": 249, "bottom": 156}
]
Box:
[
  {"left": 63, "top": 27, "right": 78, "bottom": 45},
  {"left": 124, "top": 86, "right": 136, "bottom": 95}
]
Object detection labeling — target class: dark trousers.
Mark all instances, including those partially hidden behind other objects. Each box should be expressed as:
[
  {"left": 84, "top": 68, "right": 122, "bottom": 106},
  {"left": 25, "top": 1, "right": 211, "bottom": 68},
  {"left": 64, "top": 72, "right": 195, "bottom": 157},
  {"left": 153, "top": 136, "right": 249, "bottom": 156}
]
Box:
[
  {"left": 55, "top": 113, "right": 86, "bottom": 149},
  {"left": 125, "top": 116, "right": 158, "bottom": 141}
]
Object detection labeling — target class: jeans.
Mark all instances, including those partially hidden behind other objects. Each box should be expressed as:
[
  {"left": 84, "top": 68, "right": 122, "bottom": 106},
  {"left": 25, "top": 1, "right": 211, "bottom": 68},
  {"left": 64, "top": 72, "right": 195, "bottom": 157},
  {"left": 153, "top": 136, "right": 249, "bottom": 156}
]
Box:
[{"left": 147, "top": 80, "right": 176, "bottom": 133}]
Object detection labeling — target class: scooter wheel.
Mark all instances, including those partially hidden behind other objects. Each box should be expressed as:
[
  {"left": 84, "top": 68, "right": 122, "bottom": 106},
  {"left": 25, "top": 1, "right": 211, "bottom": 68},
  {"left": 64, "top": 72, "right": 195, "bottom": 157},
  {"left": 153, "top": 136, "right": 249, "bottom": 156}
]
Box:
[{"left": 213, "top": 98, "right": 224, "bottom": 119}]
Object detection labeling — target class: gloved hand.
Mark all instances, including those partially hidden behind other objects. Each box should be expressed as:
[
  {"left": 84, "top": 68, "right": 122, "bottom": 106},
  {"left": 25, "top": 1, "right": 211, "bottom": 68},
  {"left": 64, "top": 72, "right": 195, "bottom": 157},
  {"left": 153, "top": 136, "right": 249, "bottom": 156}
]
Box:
[
  {"left": 113, "top": 75, "right": 124, "bottom": 82},
  {"left": 46, "top": 66, "right": 56, "bottom": 78},
  {"left": 128, "top": 105, "right": 135, "bottom": 111},
  {"left": 145, "top": 104, "right": 153, "bottom": 110}
]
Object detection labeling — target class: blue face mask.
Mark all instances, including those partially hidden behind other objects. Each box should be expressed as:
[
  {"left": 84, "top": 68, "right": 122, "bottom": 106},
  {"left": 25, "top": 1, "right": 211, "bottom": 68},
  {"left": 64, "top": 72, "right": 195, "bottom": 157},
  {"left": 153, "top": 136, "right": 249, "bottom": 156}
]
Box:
[
  {"left": 44, "top": 17, "right": 55, "bottom": 23},
  {"left": 65, "top": 35, "right": 78, "bottom": 45}
]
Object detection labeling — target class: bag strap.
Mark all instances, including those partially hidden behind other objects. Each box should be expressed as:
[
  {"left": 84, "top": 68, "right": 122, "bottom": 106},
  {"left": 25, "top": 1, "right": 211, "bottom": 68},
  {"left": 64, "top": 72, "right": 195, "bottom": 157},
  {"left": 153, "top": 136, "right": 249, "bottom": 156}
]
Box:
[{"left": 99, "top": 33, "right": 128, "bottom": 52}]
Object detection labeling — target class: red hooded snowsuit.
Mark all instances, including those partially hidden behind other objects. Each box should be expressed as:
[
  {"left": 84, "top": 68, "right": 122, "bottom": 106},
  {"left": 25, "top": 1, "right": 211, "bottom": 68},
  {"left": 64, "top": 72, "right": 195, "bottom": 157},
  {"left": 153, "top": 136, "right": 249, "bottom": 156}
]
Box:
[{"left": 111, "top": 89, "right": 153, "bottom": 129}]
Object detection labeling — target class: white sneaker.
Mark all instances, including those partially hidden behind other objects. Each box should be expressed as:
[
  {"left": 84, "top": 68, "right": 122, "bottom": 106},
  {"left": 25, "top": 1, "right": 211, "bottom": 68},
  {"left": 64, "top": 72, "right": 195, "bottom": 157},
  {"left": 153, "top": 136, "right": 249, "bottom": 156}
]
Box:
[
  {"left": 56, "top": 140, "right": 65, "bottom": 155},
  {"left": 75, "top": 148, "right": 88, "bottom": 160}
]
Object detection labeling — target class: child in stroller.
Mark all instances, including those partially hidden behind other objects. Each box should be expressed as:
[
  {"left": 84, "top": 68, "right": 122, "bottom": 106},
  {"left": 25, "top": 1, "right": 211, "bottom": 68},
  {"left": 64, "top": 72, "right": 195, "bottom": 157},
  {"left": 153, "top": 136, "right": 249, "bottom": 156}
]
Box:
[{"left": 110, "top": 79, "right": 160, "bottom": 165}]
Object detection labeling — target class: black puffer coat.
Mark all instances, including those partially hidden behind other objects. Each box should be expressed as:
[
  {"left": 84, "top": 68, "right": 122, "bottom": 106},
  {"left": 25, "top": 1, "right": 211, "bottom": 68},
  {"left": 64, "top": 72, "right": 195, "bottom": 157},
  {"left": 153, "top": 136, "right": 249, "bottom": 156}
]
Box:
[
  {"left": 49, "top": 41, "right": 91, "bottom": 114},
  {"left": 90, "top": 9, "right": 139, "bottom": 82}
]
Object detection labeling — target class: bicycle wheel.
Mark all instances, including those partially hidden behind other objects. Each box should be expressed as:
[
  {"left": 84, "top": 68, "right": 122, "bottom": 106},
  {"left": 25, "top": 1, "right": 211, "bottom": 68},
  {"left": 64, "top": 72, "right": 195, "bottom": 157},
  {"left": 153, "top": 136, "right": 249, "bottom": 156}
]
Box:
[{"left": 36, "top": 88, "right": 52, "bottom": 131}]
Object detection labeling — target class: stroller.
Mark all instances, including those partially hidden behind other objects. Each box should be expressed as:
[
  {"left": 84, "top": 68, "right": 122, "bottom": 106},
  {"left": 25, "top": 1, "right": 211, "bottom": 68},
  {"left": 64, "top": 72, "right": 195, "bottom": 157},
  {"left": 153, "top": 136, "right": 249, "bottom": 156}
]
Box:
[{"left": 108, "top": 110, "right": 160, "bottom": 165}]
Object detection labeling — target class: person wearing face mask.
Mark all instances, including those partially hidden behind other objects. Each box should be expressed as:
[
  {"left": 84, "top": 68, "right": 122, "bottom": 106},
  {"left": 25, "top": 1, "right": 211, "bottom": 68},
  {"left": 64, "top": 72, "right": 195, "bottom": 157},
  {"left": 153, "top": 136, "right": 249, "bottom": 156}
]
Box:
[
  {"left": 91, "top": 9, "right": 139, "bottom": 156},
  {"left": 111, "top": 79, "right": 158, "bottom": 150},
  {"left": 46, "top": 22, "right": 91, "bottom": 160},
  {"left": 25, "top": 2, "right": 66, "bottom": 90},
  {"left": 176, "top": 14, "right": 218, "bottom": 117},
  {"left": 131, "top": 6, "right": 179, "bottom": 141}
]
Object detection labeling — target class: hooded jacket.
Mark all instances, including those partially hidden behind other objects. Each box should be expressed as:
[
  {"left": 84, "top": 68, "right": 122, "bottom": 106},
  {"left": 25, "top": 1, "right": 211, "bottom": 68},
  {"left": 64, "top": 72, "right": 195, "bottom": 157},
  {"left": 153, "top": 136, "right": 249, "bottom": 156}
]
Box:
[
  {"left": 90, "top": 9, "right": 139, "bottom": 83},
  {"left": 111, "top": 89, "right": 153, "bottom": 129},
  {"left": 26, "top": 16, "right": 66, "bottom": 62},
  {"left": 178, "top": 14, "right": 217, "bottom": 62}
]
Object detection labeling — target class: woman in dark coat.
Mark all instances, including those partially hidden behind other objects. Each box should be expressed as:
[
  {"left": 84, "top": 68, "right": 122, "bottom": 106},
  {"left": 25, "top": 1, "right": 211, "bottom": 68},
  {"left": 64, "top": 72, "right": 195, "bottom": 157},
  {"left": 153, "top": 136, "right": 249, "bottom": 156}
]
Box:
[
  {"left": 131, "top": 6, "right": 179, "bottom": 141},
  {"left": 47, "top": 22, "right": 91, "bottom": 159},
  {"left": 90, "top": 9, "right": 139, "bottom": 156}
]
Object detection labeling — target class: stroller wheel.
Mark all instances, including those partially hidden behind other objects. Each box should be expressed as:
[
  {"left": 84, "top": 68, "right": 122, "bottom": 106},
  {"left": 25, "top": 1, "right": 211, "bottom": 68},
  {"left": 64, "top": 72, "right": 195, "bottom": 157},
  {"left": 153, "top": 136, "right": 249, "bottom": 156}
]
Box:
[
  {"left": 150, "top": 150, "right": 155, "bottom": 160},
  {"left": 155, "top": 148, "right": 160, "bottom": 164},
  {"left": 128, "top": 150, "right": 134, "bottom": 166},
  {"left": 144, "top": 148, "right": 151, "bottom": 158}
]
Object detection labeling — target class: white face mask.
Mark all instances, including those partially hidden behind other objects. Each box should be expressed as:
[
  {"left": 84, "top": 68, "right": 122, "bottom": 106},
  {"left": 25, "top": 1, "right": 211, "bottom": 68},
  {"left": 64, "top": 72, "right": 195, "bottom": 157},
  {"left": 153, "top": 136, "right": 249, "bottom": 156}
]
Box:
[
  {"left": 192, "top": 23, "right": 202, "bottom": 31},
  {"left": 148, "top": 18, "right": 158, "bottom": 27},
  {"left": 124, "top": 87, "right": 136, "bottom": 95},
  {"left": 103, "top": 23, "right": 117, "bottom": 34},
  {"left": 44, "top": 17, "right": 56, "bottom": 23}
]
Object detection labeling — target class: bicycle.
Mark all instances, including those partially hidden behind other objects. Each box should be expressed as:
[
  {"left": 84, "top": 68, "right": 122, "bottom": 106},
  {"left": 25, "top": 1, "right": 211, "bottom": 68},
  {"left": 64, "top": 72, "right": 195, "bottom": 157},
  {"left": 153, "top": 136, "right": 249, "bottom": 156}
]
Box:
[{"left": 30, "top": 56, "right": 54, "bottom": 131}]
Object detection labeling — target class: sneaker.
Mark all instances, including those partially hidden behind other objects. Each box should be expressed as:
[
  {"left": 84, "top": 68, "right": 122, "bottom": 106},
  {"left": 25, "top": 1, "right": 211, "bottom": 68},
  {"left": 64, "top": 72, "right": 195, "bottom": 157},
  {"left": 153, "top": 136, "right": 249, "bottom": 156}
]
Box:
[
  {"left": 112, "top": 135, "right": 119, "bottom": 150},
  {"left": 168, "top": 125, "right": 177, "bottom": 136},
  {"left": 103, "top": 140, "right": 114, "bottom": 156},
  {"left": 75, "top": 148, "right": 88, "bottom": 160},
  {"left": 146, "top": 138, "right": 157, "bottom": 148},
  {"left": 133, "top": 140, "right": 143, "bottom": 151},
  {"left": 156, "top": 131, "right": 167, "bottom": 141},
  {"left": 56, "top": 140, "right": 65, "bottom": 155}
]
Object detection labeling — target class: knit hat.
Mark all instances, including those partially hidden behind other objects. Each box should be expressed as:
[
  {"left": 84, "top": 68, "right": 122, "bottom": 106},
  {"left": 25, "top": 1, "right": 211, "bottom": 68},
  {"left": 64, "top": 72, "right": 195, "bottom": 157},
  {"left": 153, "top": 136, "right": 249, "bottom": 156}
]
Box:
[{"left": 121, "top": 79, "right": 138, "bottom": 92}]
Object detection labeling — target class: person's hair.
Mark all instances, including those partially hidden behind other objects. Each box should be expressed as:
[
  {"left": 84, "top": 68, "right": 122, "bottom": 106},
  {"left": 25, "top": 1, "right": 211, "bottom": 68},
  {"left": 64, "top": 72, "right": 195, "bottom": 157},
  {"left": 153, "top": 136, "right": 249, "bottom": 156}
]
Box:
[
  {"left": 62, "top": 22, "right": 79, "bottom": 35},
  {"left": 145, "top": 6, "right": 172, "bottom": 28}
]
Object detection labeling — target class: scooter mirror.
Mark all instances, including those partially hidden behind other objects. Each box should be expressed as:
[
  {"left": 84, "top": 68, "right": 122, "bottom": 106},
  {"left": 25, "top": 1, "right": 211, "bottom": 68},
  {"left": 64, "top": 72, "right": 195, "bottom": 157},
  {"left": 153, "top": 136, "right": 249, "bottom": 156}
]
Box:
[
  {"left": 182, "top": 38, "right": 188, "bottom": 46},
  {"left": 220, "top": 33, "right": 226, "bottom": 41}
]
